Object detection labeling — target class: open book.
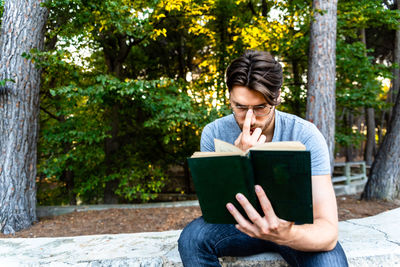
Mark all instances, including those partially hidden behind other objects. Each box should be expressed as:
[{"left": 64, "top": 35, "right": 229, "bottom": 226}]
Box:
[
  {"left": 192, "top": 139, "right": 306, "bottom": 157},
  {"left": 187, "top": 139, "right": 313, "bottom": 224}
]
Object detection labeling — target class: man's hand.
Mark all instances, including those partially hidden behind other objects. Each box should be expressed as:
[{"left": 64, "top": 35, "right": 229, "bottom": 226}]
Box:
[
  {"left": 234, "top": 109, "right": 266, "bottom": 151},
  {"left": 226, "top": 185, "right": 295, "bottom": 246}
]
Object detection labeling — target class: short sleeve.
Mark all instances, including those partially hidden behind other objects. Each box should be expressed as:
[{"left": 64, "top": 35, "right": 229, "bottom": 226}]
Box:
[
  {"left": 200, "top": 124, "right": 215, "bottom": 152},
  {"left": 302, "top": 125, "right": 331, "bottom": 176}
]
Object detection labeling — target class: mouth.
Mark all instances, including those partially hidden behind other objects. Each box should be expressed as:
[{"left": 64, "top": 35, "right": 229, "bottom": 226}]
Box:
[{"left": 250, "top": 128, "right": 255, "bottom": 135}]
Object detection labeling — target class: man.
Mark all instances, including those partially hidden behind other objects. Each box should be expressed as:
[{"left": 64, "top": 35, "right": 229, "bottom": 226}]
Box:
[{"left": 178, "top": 50, "right": 348, "bottom": 266}]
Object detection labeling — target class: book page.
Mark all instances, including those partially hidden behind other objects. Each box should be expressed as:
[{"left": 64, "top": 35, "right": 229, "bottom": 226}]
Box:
[
  {"left": 191, "top": 139, "right": 306, "bottom": 158},
  {"left": 191, "top": 151, "right": 244, "bottom": 158},
  {"left": 249, "top": 141, "right": 306, "bottom": 151},
  {"left": 214, "top": 139, "right": 244, "bottom": 153}
]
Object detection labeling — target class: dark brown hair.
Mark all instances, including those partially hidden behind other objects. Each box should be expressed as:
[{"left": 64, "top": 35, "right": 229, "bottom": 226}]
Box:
[{"left": 226, "top": 50, "right": 283, "bottom": 105}]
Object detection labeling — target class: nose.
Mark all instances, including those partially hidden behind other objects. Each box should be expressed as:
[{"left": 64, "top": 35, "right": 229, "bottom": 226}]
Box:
[{"left": 250, "top": 108, "right": 257, "bottom": 125}]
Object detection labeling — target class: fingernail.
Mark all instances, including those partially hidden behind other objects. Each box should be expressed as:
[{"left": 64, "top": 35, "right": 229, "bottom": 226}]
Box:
[
  {"left": 248, "top": 109, "right": 253, "bottom": 114},
  {"left": 255, "top": 185, "right": 262, "bottom": 193},
  {"left": 226, "top": 203, "right": 233, "bottom": 211},
  {"left": 236, "top": 193, "right": 244, "bottom": 201}
]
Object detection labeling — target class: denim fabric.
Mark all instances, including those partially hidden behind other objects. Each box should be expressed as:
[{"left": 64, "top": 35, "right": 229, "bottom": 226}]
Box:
[{"left": 178, "top": 217, "right": 348, "bottom": 267}]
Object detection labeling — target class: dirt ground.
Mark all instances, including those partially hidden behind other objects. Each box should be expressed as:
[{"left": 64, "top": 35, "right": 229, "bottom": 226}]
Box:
[{"left": 1, "top": 194, "right": 398, "bottom": 238}]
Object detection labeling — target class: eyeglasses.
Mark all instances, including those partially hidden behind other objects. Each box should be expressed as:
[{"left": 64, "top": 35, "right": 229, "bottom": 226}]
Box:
[{"left": 231, "top": 104, "right": 274, "bottom": 117}]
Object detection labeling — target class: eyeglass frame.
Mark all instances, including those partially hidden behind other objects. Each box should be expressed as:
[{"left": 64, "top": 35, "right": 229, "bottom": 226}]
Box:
[{"left": 230, "top": 101, "right": 274, "bottom": 118}]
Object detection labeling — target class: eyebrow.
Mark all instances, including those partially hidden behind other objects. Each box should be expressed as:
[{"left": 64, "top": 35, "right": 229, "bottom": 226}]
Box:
[{"left": 231, "top": 100, "right": 268, "bottom": 107}]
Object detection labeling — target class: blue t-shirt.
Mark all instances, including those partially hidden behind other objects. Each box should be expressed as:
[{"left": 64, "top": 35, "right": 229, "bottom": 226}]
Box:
[{"left": 200, "top": 110, "right": 331, "bottom": 176}]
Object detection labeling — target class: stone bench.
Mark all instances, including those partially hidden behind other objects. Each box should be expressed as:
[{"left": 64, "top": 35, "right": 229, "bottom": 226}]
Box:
[{"left": 1, "top": 208, "right": 399, "bottom": 266}]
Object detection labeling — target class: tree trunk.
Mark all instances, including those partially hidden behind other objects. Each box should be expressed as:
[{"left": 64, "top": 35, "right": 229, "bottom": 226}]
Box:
[
  {"left": 362, "top": 87, "right": 400, "bottom": 200},
  {"left": 345, "top": 112, "right": 355, "bottom": 162},
  {"left": 360, "top": 28, "right": 376, "bottom": 166},
  {"left": 101, "top": 32, "right": 132, "bottom": 204},
  {"left": 261, "top": 0, "right": 269, "bottom": 17},
  {"left": 0, "top": 0, "right": 48, "bottom": 234},
  {"left": 292, "top": 59, "right": 302, "bottom": 116},
  {"left": 178, "top": 34, "right": 185, "bottom": 80},
  {"left": 364, "top": 107, "right": 376, "bottom": 165},
  {"left": 60, "top": 140, "right": 77, "bottom": 205},
  {"left": 388, "top": 1, "right": 400, "bottom": 124},
  {"left": 104, "top": 104, "right": 120, "bottom": 204},
  {"left": 306, "top": 0, "right": 338, "bottom": 172},
  {"left": 362, "top": 1, "right": 400, "bottom": 200}
]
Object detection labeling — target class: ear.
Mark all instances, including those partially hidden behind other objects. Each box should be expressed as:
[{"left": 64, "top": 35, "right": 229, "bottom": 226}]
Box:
[{"left": 277, "top": 90, "right": 282, "bottom": 105}]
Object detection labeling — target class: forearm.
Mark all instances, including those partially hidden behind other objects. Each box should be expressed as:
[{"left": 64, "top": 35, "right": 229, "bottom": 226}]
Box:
[
  {"left": 279, "top": 174, "right": 339, "bottom": 252},
  {"left": 281, "top": 219, "right": 338, "bottom": 252}
]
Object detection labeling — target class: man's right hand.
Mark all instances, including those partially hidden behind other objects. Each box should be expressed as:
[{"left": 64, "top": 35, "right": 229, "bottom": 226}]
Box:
[{"left": 234, "top": 109, "right": 266, "bottom": 151}]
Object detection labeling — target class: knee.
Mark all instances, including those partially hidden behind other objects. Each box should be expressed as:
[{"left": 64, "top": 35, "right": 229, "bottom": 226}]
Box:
[
  {"left": 329, "top": 242, "right": 348, "bottom": 265},
  {"left": 309, "top": 242, "right": 348, "bottom": 267},
  {"left": 178, "top": 224, "right": 193, "bottom": 252},
  {"left": 178, "top": 217, "right": 207, "bottom": 253}
]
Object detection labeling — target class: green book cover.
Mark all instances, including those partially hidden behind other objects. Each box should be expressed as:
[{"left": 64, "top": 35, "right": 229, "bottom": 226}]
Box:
[
  {"left": 187, "top": 140, "right": 313, "bottom": 225},
  {"left": 187, "top": 156, "right": 258, "bottom": 224}
]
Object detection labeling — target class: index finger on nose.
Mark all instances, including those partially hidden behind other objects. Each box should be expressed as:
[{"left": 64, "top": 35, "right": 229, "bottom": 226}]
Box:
[{"left": 242, "top": 109, "right": 253, "bottom": 137}]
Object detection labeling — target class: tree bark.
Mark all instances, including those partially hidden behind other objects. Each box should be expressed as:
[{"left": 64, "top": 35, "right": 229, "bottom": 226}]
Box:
[
  {"left": 345, "top": 112, "right": 355, "bottom": 162},
  {"left": 389, "top": 1, "right": 400, "bottom": 126},
  {"left": 100, "top": 31, "right": 132, "bottom": 204},
  {"left": 292, "top": 58, "right": 302, "bottom": 116},
  {"left": 362, "top": 1, "right": 400, "bottom": 201},
  {"left": 0, "top": 0, "right": 48, "bottom": 234},
  {"left": 104, "top": 104, "right": 121, "bottom": 204},
  {"left": 362, "top": 85, "right": 400, "bottom": 200},
  {"left": 364, "top": 107, "right": 376, "bottom": 165},
  {"left": 306, "top": 0, "right": 338, "bottom": 172},
  {"left": 360, "top": 28, "right": 376, "bottom": 166}
]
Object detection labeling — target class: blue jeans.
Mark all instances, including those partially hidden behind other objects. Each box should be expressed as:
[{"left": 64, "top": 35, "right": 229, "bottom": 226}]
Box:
[{"left": 178, "top": 217, "right": 348, "bottom": 267}]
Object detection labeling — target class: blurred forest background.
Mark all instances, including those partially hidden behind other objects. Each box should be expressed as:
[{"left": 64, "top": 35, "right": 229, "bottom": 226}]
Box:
[{"left": 2, "top": 0, "right": 399, "bottom": 206}]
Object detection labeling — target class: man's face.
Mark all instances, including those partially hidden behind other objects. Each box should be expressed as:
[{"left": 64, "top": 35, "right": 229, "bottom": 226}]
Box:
[{"left": 229, "top": 86, "right": 275, "bottom": 135}]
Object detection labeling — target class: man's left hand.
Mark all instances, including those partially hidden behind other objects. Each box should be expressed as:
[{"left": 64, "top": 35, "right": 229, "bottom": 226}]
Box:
[{"left": 226, "top": 185, "right": 295, "bottom": 246}]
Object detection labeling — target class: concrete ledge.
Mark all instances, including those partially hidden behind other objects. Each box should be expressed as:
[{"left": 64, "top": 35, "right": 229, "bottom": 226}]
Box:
[
  {"left": 334, "top": 180, "right": 367, "bottom": 196},
  {"left": 36, "top": 200, "right": 200, "bottom": 217},
  {"left": 1, "top": 208, "right": 400, "bottom": 266}
]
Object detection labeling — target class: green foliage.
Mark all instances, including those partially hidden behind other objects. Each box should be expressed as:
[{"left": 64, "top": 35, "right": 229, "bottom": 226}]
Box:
[
  {"left": 0, "top": 0, "right": 3, "bottom": 28},
  {"left": 36, "top": 43, "right": 217, "bottom": 204},
  {"left": 337, "top": 0, "right": 400, "bottom": 39},
  {"left": 115, "top": 161, "right": 165, "bottom": 202},
  {"left": 35, "top": 0, "right": 399, "bottom": 204},
  {"left": 337, "top": 0, "right": 400, "bottom": 62},
  {"left": 335, "top": 130, "right": 365, "bottom": 149},
  {"left": 334, "top": 0, "right": 396, "bottom": 150},
  {"left": 0, "top": 78, "right": 15, "bottom": 86},
  {"left": 336, "top": 41, "right": 391, "bottom": 109}
]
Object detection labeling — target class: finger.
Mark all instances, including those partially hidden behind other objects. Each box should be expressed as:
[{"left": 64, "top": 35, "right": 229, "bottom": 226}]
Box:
[
  {"left": 226, "top": 202, "right": 259, "bottom": 234},
  {"left": 255, "top": 185, "right": 279, "bottom": 226},
  {"left": 235, "top": 193, "right": 266, "bottom": 228},
  {"left": 251, "top": 128, "right": 262, "bottom": 143},
  {"left": 242, "top": 109, "right": 253, "bottom": 138},
  {"left": 257, "top": 134, "right": 267, "bottom": 144},
  {"left": 234, "top": 132, "right": 243, "bottom": 146},
  {"left": 235, "top": 224, "right": 256, "bottom": 238}
]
